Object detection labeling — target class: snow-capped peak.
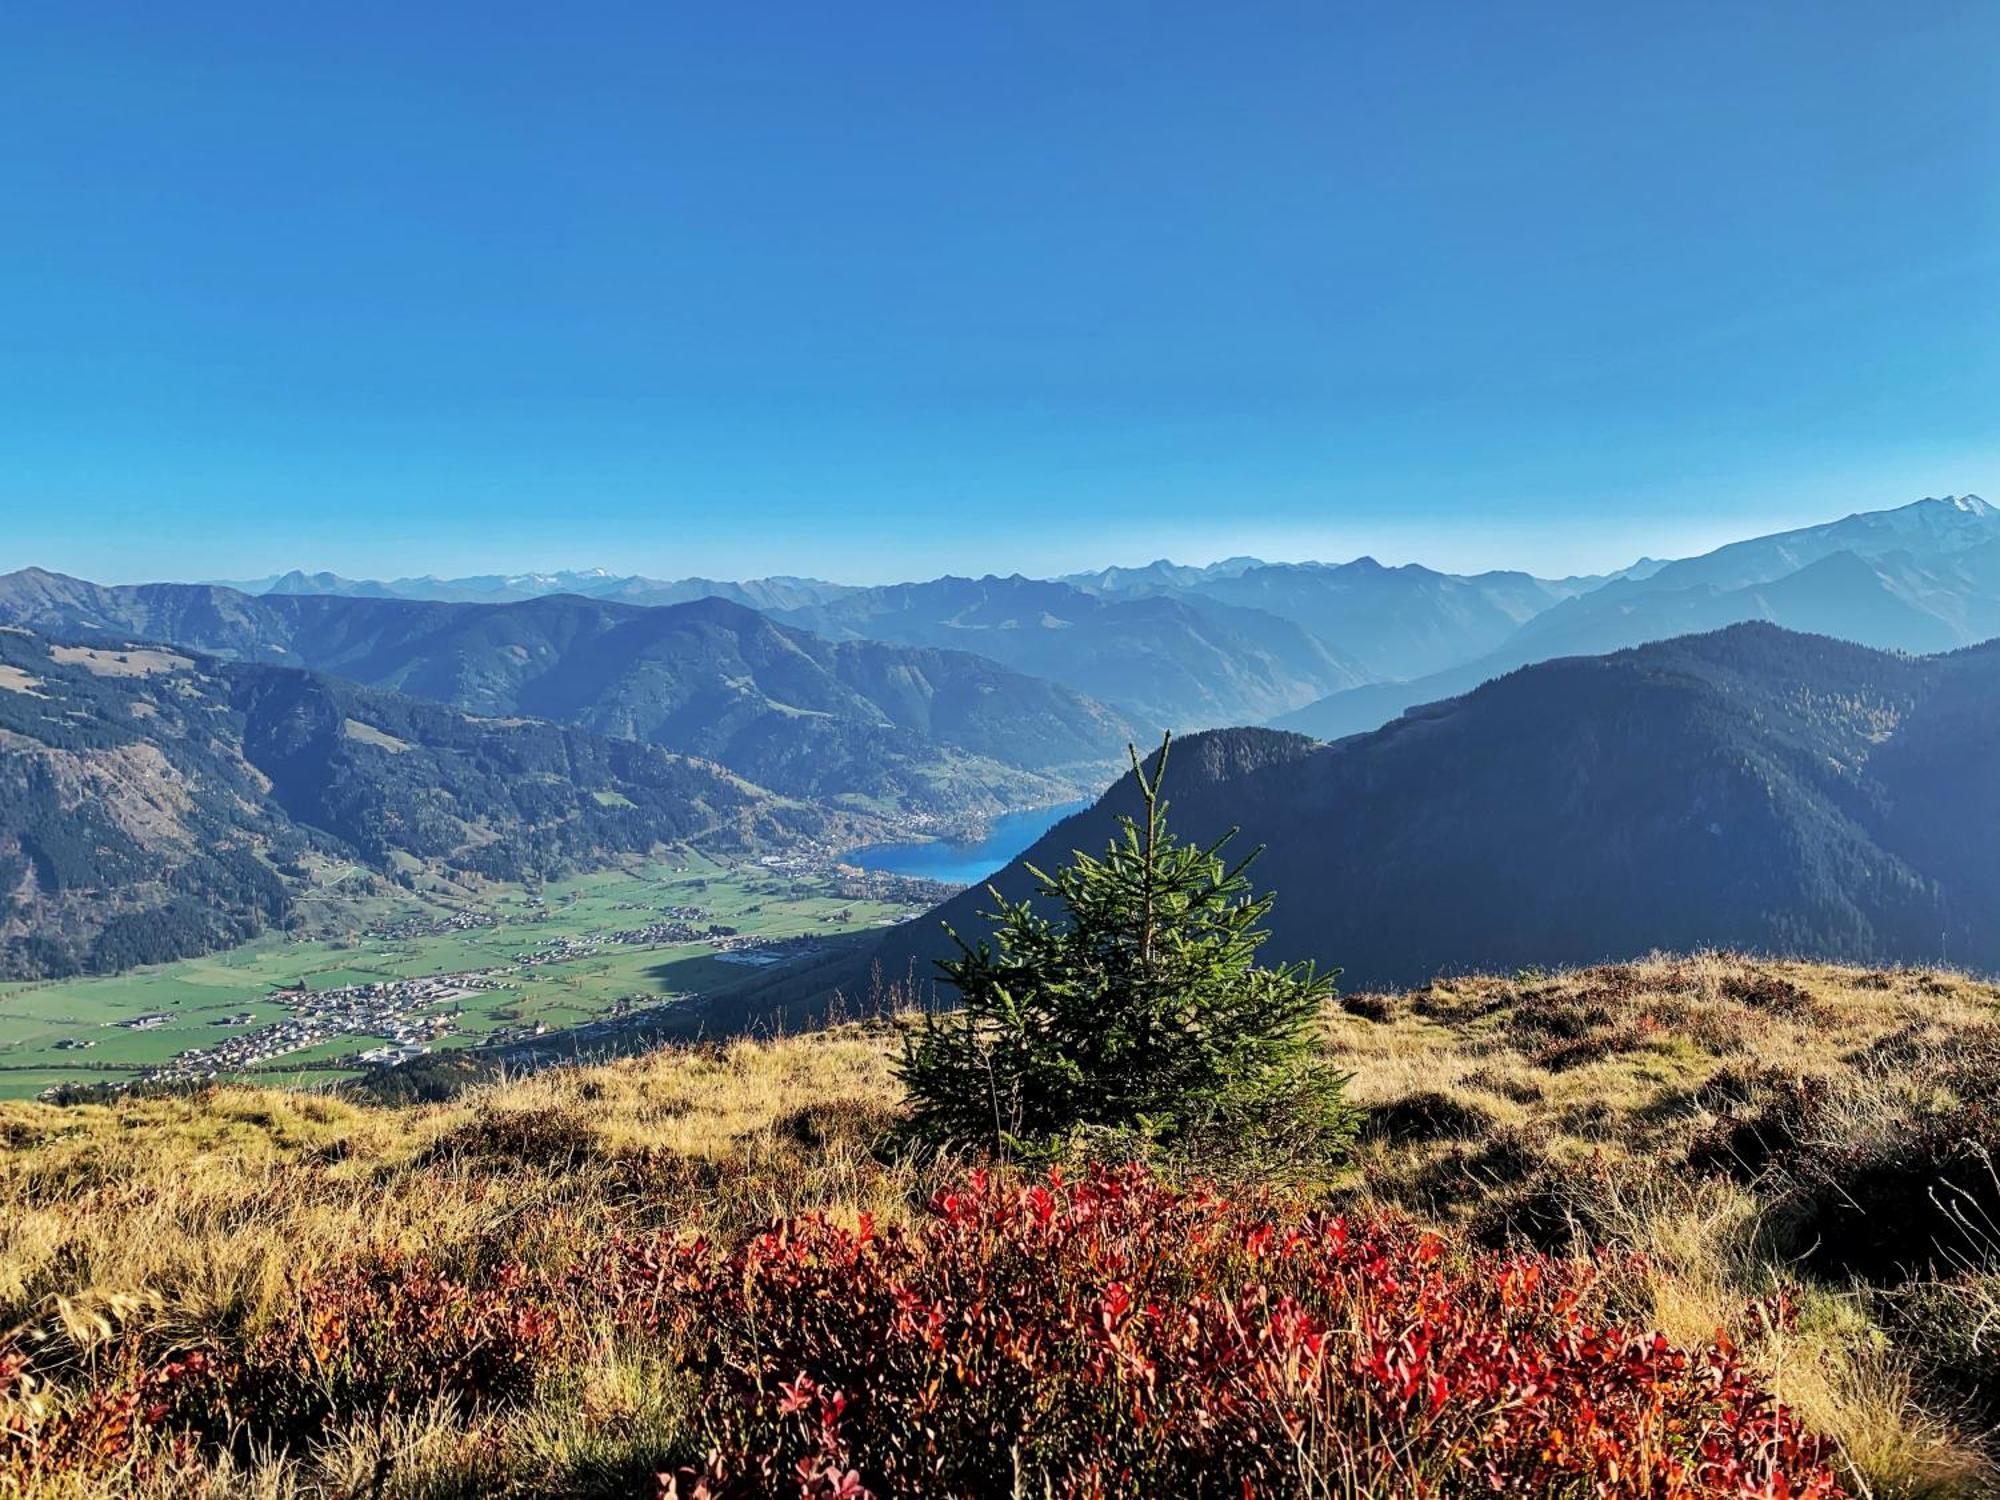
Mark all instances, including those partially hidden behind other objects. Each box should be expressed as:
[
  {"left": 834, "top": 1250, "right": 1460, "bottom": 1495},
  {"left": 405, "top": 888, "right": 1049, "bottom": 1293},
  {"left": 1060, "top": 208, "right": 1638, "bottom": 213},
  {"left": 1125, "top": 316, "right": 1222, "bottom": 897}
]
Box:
[
  {"left": 502, "top": 567, "right": 618, "bottom": 586},
  {"left": 1870, "top": 494, "right": 2000, "bottom": 533}
]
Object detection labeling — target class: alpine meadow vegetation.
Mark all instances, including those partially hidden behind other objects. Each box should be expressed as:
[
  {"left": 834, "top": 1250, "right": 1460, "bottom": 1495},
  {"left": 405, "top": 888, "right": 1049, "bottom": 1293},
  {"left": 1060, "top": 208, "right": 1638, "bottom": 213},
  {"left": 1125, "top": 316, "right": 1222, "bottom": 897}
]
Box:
[{"left": 1, "top": 949, "right": 1995, "bottom": 1494}]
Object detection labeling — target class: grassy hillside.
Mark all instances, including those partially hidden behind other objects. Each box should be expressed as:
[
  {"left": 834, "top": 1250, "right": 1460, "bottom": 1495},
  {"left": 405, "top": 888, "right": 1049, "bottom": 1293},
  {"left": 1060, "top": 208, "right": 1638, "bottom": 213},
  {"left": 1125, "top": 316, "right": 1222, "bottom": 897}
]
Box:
[{"left": 1, "top": 955, "right": 1993, "bottom": 1496}]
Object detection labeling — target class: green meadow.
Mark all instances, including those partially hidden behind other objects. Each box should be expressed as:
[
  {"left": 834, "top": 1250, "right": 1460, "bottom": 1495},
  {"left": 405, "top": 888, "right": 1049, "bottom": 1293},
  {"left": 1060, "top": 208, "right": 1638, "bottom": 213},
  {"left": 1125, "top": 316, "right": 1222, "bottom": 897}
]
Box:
[{"left": 0, "top": 853, "right": 908, "bottom": 1097}]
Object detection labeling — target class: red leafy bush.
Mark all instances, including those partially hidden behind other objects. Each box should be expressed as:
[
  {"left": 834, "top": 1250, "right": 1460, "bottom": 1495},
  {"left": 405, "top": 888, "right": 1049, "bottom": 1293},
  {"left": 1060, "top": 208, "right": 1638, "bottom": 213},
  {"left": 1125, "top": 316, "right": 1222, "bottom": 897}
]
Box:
[
  {"left": 0, "top": 1252, "right": 573, "bottom": 1486},
  {"left": 4, "top": 1168, "right": 1846, "bottom": 1498},
  {"left": 0, "top": 1343, "right": 206, "bottom": 1491},
  {"left": 224, "top": 1251, "right": 570, "bottom": 1437},
  {"left": 627, "top": 1165, "right": 1846, "bottom": 1498},
  {"left": 1, "top": 1345, "right": 141, "bottom": 1489}
]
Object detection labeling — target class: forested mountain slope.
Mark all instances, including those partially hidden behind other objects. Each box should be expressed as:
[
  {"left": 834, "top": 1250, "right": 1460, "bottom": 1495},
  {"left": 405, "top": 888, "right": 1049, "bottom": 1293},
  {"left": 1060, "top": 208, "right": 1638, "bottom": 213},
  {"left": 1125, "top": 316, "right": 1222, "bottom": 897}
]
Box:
[
  {"left": 0, "top": 626, "right": 862, "bottom": 979},
  {"left": 860, "top": 625, "right": 2000, "bottom": 995},
  {"left": 0, "top": 576, "right": 1133, "bottom": 816}
]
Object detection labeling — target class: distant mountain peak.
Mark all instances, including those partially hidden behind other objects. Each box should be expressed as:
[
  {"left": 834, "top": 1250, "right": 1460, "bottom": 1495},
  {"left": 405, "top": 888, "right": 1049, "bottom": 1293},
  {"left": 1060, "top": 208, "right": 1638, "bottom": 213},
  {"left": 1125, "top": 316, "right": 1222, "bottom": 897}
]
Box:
[{"left": 1869, "top": 493, "right": 1997, "bottom": 522}]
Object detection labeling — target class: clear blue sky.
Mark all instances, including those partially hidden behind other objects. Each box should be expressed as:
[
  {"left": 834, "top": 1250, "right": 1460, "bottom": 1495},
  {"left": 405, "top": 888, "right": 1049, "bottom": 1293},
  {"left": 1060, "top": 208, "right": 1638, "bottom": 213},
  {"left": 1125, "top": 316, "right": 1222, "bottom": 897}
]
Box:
[{"left": 3, "top": 1, "right": 1995, "bottom": 584}]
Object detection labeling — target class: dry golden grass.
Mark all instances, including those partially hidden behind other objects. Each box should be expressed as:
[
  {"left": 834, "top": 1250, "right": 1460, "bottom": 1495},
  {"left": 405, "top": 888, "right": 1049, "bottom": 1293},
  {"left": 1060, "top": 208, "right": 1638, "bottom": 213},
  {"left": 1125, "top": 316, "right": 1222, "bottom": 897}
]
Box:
[
  {"left": 1331, "top": 952, "right": 1995, "bottom": 1171},
  {"left": 1, "top": 956, "right": 1995, "bottom": 1497},
  {"left": 1327, "top": 954, "right": 2000, "bottom": 1499},
  {"left": 0, "top": 1026, "right": 920, "bottom": 1497},
  {"left": 0, "top": 1027, "right": 911, "bottom": 1343},
  {"left": 44, "top": 644, "right": 194, "bottom": 678}
]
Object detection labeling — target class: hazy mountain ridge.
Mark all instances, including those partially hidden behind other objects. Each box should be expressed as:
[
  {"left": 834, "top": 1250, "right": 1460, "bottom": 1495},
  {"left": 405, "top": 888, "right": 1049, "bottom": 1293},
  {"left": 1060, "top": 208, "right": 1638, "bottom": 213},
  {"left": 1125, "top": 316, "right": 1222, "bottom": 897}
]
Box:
[
  {"left": 766, "top": 574, "right": 1371, "bottom": 728},
  {"left": 1057, "top": 556, "right": 1270, "bottom": 592},
  {"left": 0, "top": 626, "right": 863, "bottom": 979},
  {"left": 181, "top": 549, "right": 1638, "bottom": 738},
  {"left": 0, "top": 578, "right": 1134, "bottom": 818},
  {"left": 1275, "top": 495, "right": 2000, "bottom": 740},
  {"left": 1115, "top": 557, "right": 1600, "bottom": 681},
  {"left": 211, "top": 568, "right": 859, "bottom": 611},
  {"left": 24, "top": 491, "right": 2000, "bottom": 800},
  {"left": 857, "top": 624, "right": 2000, "bottom": 995}
]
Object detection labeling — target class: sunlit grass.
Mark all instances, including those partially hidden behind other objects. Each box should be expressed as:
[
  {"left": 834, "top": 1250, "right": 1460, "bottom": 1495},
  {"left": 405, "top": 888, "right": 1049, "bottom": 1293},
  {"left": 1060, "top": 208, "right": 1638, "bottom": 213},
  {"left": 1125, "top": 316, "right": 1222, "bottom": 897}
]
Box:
[{"left": 2, "top": 955, "right": 1995, "bottom": 1495}]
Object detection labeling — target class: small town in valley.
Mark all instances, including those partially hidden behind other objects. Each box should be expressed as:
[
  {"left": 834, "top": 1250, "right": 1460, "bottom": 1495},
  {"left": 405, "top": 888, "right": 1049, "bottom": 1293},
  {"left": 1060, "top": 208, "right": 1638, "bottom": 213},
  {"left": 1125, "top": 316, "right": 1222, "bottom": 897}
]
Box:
[
  {"left": 102, "top": 884, "right": 899, "bottom": 1093},
  {"left": 136, "top": 971, "right": 499, "bottom": 1085}
]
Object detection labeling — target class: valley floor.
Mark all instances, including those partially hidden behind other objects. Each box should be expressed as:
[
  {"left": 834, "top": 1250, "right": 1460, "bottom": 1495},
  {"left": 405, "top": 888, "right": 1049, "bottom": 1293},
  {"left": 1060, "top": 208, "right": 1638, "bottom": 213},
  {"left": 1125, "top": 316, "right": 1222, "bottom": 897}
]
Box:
[
  {"left": 0, "top": 853, "right": 927, "bottom": 1099},
  {"left": 0, "top": 954, "right": 1995, "bottom": 1496}
]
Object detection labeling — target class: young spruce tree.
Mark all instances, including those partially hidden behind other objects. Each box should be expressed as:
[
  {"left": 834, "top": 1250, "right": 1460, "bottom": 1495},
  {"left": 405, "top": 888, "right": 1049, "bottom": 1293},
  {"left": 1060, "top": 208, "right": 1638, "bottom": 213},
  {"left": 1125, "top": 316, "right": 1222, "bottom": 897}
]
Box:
[{"left": 899, "top": 734, "right": 1353, "bottom": 1173}]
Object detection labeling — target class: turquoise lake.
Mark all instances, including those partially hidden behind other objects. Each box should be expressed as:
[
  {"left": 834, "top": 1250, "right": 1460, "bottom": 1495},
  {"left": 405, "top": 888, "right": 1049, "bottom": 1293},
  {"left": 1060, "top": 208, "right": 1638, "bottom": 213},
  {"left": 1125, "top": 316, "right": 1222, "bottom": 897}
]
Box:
[{"left": 845, "top": 799, "right": 1092, "bottom": 885}]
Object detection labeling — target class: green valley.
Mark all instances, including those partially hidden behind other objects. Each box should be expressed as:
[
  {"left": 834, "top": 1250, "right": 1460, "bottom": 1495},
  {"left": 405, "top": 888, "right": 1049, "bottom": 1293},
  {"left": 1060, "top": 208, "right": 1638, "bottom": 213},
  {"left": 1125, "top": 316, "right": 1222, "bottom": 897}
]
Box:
[{"left": 0, "top": 852, "right": 922, "bottom": 1098}]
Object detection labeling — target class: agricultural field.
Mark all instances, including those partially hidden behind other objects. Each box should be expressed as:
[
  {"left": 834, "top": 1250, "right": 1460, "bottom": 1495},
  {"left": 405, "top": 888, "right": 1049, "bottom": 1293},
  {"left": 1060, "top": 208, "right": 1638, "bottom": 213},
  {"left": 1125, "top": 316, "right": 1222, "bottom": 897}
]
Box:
[{"left": 0, "top": 852, "right": 912, "bottom": 1097}]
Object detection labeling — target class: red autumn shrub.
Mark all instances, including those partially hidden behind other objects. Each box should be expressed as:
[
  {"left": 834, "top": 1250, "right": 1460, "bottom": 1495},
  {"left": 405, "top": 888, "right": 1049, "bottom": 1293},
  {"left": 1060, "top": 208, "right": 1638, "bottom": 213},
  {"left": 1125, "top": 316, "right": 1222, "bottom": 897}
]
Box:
[
  {"left": 0, "top": 1342, "right": 207, "bottom": 1491},
  {"left": 3, "top": 1169, "right": 1846, "bottom": 1499},
  {"left": 1, "top": 1345, "right": 138, "bottom": 1489},
  {"left": 631, "top": 1165, "right": 1845, "bottom": 1499},
  {"left": 5, "top": 1249, "right": 578, "bottom": 1475},
  {"left": 228, "top": 1251, "right": 570, "bottom": 1436}
]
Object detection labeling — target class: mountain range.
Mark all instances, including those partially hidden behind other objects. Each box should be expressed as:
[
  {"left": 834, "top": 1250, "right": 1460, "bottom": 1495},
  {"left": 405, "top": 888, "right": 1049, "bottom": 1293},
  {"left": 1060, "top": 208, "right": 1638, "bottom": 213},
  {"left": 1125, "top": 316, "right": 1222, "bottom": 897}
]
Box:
[
  {"left": 7, "top": 491, "right": 2000, "bottom": 996},
  {"left": 852, "top": 623, "right": 2000, "bottom": 998},
  {"left": 180, "top": 494, "right": 2000, "bottom": 756},
  {"left": 0, "top": 579, "right": 1134, "bottom": 817},
  {"left": 762, "top": 575, "right": 1370, "bottom": 727},
  {"left": 205, "top": 567, "right": 1376, "bottom": 730},
  {"left": 212, "top": 568, "right": 857, "bottom": 613},
  {"left": 1274, "top": 495, "right": 2000, "bottom": 740},
  {"left": 1073, "top": 557, "right": 1606, "bottom": 681},
  {"left": 0, "top": 625, "right": 867, "bottom": 979}
]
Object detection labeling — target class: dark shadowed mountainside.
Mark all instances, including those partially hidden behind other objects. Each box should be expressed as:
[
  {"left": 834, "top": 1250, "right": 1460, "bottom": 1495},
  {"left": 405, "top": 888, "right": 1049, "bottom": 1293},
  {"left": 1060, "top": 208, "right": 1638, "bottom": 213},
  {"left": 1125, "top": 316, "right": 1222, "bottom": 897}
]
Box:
[{"left": 846, "top": 625, "right": 2000, "bottom": 1001}]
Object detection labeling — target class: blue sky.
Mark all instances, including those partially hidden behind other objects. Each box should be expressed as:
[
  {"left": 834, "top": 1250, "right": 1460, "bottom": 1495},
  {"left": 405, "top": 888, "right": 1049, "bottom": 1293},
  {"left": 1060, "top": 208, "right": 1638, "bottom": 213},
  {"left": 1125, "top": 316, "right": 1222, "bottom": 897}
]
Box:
[{"left": 2, "top": 1, "right": 1995, "bottom": 584}]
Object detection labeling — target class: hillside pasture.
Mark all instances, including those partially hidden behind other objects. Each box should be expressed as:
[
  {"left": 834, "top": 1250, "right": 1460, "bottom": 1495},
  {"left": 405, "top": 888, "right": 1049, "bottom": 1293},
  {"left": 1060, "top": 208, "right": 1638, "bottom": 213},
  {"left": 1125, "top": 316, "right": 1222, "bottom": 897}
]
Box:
[{"left": 0, "top": 955, "right": 1993, "bottom": 1496}]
